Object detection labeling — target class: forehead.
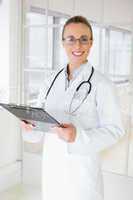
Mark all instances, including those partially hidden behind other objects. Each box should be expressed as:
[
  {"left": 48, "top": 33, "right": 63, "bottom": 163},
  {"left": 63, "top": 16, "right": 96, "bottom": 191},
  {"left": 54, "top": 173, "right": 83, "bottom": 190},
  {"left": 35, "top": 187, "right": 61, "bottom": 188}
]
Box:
[{"left": 63, "top": 23, "right": 91, "bottom": 37}]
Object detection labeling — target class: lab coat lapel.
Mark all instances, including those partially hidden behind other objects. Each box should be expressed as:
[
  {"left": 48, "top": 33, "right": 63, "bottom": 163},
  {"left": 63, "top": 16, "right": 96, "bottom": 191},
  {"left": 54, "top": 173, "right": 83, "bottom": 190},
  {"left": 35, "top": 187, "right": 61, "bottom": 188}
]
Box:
[{"left": 64, "top": 64, "right": 93, "bottom": 114}]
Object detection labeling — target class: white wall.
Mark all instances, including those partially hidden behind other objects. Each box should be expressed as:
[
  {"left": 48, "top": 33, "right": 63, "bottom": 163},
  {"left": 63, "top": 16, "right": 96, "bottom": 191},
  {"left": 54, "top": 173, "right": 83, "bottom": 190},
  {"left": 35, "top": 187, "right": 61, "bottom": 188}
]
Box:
[
  {"left": 29, "top": 0, "right": 133, "bottom": 30},
  {"left": 74, "top": 0, "right": 104, "bottom": 23},
  {"left": 73, "top": 0, "right": 133, "bottom": 30},
  {"left": 0, "top": 0, "right": 22, "bottom": 191},
  {"left": 0, "top": 0, "right": 9, "bottom": 90},
  {"left": 103, "top": 0, "right": 133, "bottom": 30}
]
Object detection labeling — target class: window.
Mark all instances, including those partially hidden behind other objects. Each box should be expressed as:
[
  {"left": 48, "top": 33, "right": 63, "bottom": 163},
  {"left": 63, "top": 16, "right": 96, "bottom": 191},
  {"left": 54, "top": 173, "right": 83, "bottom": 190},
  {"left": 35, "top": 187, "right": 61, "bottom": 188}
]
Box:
[
  {"left": 88, "top": 23, "right": 132, "bottom": 83},
  {"left": 108, "top": 29, "right": 132, "bottom": 79},
  {"left": 23, "top": 8, "right": 69, "bottom": 105},
  {"left": 25, "top": 12, "right": 53, "bottom": 69}
]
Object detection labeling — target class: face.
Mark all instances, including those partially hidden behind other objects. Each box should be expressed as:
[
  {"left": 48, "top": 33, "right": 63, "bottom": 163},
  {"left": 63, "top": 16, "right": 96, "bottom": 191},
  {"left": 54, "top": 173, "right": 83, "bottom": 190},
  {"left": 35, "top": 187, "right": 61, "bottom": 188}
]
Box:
[{"left": 62, "top": 23, "right": 93, "bottom": 69}]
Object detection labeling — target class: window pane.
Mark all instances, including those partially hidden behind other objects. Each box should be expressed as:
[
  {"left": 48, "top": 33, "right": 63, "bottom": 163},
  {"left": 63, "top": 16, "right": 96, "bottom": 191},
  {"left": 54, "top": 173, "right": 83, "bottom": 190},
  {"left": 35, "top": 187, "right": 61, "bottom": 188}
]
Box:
[
  {"left": 108, "top": 30, "right": 132, "bottom": 76},
  {"left": 52, "top": 17, "right": 69, "bottom": 69},
  {"left": 24, "top": 12, "right": 54, "bottom": 69},
  {"left": 52, "top": 26, "right": 68, "bottom": 69},
  {"left": 121, "top": 33, "right": 132, "bottom": 75},
  {"left": 23, "top": 70, "right": 54, "bottom": 105},
  {"left": 26, "top": 11, "right": 47, "bottom": 26},
  {"left": 24, "top": 71, "right": 44, "bottom": 105},
  {"left": 89, "top": 25, "right": 100, "bottom": 69},
  {"left": 100, "top": 28, "right": 106, "bottom": 73},
  {"left": 25, "top": 27, "right": 48, "bottom": 69},
  {"left": 0, "top": 13, "right": 9, "bottom": 102}
]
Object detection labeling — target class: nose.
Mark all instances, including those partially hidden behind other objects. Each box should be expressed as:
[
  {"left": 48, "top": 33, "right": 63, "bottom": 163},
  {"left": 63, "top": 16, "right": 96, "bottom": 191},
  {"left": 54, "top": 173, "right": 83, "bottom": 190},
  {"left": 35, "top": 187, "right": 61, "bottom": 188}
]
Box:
[{"left": 74, "top": 39, "right": 82, "bottom": 47}]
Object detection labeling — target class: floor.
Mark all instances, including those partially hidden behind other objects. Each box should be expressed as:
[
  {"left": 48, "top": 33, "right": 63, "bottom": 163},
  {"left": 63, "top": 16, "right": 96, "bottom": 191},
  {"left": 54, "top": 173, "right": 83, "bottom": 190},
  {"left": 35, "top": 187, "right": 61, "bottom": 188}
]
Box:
[
  {"left": 0, "top": 184, "right": 41, "bottom": 200},
  {"left": 1, "top": 172, "right": 133, "bottom": 200}
]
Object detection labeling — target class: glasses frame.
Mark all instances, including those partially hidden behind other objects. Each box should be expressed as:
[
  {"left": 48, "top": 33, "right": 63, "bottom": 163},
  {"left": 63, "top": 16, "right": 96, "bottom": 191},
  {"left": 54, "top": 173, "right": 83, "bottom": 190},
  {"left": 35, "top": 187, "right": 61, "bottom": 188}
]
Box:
[{"left": 62, "top": 35, "right": 92, "bottom": 45}]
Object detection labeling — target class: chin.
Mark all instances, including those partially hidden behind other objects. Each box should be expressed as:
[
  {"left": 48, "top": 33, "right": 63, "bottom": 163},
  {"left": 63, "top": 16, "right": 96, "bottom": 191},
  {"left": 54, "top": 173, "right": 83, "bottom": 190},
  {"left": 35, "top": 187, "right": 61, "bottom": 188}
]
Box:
[{"left": 72, "top": 59, "right": 85, "bottom": 66}]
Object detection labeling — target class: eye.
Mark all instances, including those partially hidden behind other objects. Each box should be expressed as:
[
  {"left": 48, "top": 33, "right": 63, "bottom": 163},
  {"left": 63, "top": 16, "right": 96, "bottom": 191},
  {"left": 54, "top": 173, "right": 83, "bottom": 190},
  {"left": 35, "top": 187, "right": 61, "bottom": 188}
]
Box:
[
  {"left": 66, "top": 36, "right": 75, "bottom": 42},
  {"left": 80, "top": 36, "right": 89, "bottom": 43}
]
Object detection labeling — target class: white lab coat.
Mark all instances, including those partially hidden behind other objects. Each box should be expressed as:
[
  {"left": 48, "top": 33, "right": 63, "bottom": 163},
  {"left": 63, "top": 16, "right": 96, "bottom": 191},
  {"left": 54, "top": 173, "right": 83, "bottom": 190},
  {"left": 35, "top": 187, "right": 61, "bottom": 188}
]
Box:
[{"left": 23, "top": 62, "right": 125, "bottom": 200}]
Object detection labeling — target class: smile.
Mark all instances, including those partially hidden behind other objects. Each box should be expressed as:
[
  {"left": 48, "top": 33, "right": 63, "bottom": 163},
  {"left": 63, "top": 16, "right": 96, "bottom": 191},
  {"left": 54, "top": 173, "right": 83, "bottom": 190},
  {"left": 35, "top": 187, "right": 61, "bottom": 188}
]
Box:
[{"left": 72, "top": 51, "right": 84, "bottom": 56}]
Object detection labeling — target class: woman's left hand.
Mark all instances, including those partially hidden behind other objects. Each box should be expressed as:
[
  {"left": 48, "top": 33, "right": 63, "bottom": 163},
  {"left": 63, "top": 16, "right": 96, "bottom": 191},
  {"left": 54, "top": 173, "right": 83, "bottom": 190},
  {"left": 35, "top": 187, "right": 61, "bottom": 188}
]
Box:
[{"left": 52, "top": 123, "right": 76, "bottom": 143}]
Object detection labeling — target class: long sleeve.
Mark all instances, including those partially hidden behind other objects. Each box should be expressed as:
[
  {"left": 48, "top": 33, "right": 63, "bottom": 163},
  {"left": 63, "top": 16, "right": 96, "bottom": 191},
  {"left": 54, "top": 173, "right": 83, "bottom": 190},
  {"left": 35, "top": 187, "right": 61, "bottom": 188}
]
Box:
[{"left": 67, "top": 79, "right": 125, "bottom": 155}]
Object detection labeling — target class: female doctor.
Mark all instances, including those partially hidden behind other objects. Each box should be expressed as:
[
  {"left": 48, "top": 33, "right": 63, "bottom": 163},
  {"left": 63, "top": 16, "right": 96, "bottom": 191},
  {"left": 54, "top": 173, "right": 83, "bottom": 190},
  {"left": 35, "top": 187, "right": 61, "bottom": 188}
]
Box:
[{"left": 22, "top": 16, "right": 125, "bottom": 200}]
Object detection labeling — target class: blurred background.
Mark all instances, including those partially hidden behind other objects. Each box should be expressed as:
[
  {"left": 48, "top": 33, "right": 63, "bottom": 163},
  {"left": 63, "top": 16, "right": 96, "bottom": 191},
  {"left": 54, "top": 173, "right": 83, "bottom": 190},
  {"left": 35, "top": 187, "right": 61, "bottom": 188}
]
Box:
[{"left": 0, "top": 0, "right": 133, "bottom": 199}]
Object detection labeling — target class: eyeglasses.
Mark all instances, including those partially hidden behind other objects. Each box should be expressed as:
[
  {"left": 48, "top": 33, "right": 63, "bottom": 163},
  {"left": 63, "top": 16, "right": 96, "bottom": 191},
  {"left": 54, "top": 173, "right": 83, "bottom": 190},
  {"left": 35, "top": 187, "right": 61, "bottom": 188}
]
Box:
[{"left": 62, "top": 35, "right": 91, "bottom": 45}]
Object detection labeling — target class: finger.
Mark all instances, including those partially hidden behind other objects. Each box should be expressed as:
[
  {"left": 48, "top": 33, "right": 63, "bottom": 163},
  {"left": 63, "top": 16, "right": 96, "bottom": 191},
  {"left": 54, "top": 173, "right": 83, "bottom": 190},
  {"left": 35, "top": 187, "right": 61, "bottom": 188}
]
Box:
[
  {"left": 21, "top": 121, "right": 34, "bottom": 131},
  {"left": 60, "top": 123, "right": 69, "bottom": 128},
  {"left": 22, "top": 120, "right": 35, "bottom": 127}
]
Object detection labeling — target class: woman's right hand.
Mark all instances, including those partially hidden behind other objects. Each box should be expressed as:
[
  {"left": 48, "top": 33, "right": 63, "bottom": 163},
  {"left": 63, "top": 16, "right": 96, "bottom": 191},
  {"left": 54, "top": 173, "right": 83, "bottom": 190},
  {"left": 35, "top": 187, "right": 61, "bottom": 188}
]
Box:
[{"left": 21, "top": 120, "right": 35, "bottom": 132}]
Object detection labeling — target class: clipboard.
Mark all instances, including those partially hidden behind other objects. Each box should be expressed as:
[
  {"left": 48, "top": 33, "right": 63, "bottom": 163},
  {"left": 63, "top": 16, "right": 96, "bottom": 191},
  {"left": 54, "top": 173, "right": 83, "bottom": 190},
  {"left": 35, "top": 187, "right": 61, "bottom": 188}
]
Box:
[{"left": 0, "top": 103, "right": 61, "bottom": 131}]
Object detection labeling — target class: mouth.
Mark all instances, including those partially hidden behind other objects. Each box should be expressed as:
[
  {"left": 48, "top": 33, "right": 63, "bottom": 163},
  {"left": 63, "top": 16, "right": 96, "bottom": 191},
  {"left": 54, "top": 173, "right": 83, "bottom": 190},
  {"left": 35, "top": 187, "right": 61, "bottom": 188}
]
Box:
[{"left": 72, "top": 51, "right": 84, "bottom": 57}]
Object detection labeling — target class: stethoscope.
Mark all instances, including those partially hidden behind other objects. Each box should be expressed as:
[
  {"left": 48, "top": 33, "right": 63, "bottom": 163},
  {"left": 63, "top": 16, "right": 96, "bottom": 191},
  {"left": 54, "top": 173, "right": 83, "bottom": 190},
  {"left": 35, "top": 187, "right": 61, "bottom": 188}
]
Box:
[{"left": 45, "top": 66, "right": 94, "bottom": 114}]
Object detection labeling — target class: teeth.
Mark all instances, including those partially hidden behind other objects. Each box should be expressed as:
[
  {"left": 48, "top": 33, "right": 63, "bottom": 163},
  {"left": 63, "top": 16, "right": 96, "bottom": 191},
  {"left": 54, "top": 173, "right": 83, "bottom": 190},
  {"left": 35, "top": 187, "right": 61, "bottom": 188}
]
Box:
[{"left": 72, "top": 52, "right": 83, "bottom": 56}]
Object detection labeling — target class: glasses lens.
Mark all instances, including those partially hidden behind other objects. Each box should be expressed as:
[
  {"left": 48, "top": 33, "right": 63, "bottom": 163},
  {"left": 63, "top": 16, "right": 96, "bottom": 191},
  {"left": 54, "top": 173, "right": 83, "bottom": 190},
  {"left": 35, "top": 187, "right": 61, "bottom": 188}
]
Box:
[
  {"left": 80, "top": 36, "right": 89, "bottom": 44},
  {"left": 64, "top": 36, "right": 76, "bottom": 45}
]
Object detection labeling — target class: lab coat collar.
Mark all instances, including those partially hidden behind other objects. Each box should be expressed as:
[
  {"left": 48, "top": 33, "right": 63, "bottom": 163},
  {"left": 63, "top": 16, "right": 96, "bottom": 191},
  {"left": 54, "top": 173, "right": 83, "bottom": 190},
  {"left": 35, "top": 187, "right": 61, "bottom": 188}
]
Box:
[
  {"left": 64, "top": 61, "right": 93, "bottom": 82},
  {"left": 63, "top": 62, "right": 93, "bottom": 114}
]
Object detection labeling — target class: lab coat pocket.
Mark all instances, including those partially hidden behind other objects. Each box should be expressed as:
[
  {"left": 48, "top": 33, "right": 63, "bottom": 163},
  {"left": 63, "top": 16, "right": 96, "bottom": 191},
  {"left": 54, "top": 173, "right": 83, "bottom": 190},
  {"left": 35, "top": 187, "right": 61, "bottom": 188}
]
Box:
[{"left": 74, "top": 98, "right": 98, "bottom": 130}]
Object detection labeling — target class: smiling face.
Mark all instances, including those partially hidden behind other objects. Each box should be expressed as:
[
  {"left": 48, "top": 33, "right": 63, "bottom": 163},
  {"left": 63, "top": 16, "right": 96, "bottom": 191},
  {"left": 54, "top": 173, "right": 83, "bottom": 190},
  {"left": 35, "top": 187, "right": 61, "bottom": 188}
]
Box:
[{"left": 62, "top": 23, "right": 93, "bottom": 70}]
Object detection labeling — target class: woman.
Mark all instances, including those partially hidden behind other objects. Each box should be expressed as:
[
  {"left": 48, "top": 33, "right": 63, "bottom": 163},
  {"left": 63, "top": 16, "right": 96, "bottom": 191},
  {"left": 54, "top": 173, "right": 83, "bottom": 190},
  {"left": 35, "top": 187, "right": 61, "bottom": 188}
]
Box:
[{"left": 22, "top": 16, "right": 125, "bottom": 200}]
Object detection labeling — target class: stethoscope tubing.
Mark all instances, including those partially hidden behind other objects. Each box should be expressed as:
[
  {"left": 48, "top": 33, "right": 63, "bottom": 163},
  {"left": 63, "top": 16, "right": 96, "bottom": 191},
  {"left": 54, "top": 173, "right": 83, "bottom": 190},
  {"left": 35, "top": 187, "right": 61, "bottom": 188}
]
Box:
[{"left": 44, "top": 66, "right": 94, "bottom": 113}]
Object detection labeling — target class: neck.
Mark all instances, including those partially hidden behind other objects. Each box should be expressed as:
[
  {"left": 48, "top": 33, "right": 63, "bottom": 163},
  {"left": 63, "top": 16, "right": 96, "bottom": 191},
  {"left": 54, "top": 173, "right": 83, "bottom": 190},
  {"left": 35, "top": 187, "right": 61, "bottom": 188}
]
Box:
[
  {"left": 67, "top": 65, "right": 73, "bottom": 80},
  {"left": 67, "top": 60, "right": 87, "bottom": 79}
]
